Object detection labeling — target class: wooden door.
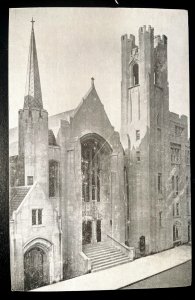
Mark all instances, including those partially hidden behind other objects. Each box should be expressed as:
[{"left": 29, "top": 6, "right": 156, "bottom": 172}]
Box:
[
  {"left": 82, "top": 220, "right": 92, "bottom": 245},
  {"left": 96, "top": 219, "right": 101, "bottom": 242},
  {"left": 24, "top": 247, "right": 49, "bottom": 290}
]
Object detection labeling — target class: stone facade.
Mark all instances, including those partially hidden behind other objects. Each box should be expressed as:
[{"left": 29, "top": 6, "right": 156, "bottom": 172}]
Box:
[{"left": 9, "top": 24, "right": 190, "bottom": 290}]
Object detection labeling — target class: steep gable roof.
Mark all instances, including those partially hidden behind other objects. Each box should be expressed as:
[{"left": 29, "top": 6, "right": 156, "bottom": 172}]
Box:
[
  {"left": 10, "top": 186, "right": 31, "bottom": 218},
  {"left": 72, "top": 78, "right": 113, "bottom": 130}
]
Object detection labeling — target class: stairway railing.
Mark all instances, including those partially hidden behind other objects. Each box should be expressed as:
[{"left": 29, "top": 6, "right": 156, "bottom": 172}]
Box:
[{"left": 107, "top": 234, "right": 135, "bottom": 261}]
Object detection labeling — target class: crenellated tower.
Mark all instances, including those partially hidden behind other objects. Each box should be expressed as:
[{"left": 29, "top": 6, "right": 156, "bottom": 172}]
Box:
[
  {"left": 18, "top": 19, "right": 48, "bottom": 195},
  {"left": 121, "top": 26, "right": 170, "bottom": 255}
]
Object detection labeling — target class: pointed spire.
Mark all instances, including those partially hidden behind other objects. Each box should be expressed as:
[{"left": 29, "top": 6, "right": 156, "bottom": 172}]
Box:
[{"left": 24, "top": 19, "right": 43, "bottom": 109}]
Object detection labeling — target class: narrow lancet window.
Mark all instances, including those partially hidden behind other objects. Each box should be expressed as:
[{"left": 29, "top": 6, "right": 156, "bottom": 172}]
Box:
[{"left": 133, "top": 63, "right": 139, "bottom": 85}]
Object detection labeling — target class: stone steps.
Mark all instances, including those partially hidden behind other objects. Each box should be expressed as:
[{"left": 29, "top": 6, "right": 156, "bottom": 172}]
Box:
[
  {"left": 90, "top": 252, "right": 125, "bottom": 263},
  {"left": 92, "top": 257, "right": 130, "bottom": 273},
  {"left": 86, "top": 250, "right": 122, "bottom": 261},
  {"left": 84, "top": 245, "right": 111, "bottom": 252},
  {"left": 84, "top": 248, "right": 119, "bottom": 257},
  {"left": 83, "top": 242, "right": 131, "bottom": 273},
  {"left": 92, "top": 253, "right": 127, "bottom": 266}
]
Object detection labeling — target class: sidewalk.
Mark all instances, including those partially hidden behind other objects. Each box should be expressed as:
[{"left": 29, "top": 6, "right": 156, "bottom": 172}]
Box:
[{"left": 33, "top": 244, "right": 191, "bottom": 291}]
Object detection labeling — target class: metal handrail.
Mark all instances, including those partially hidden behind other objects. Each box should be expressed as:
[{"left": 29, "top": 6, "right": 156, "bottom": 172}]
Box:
[{"left": 106, "top": 234, "right": 130, "bottom": 251}]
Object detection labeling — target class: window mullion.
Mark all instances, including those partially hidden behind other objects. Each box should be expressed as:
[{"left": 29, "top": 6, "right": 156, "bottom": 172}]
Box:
[{"left": 36, "top": 209, "right": 38, "bottom": 225}]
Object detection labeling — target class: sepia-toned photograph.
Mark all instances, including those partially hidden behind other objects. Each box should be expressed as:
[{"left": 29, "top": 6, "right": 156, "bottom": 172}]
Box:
[{"left": 9, "top": 7, "right": 191, "bottom": 291}]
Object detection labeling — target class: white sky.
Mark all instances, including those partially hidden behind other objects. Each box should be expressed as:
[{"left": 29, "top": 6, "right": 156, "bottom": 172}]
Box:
[{"left": 9, "top": 8, "right": 190, "bottom": 134}]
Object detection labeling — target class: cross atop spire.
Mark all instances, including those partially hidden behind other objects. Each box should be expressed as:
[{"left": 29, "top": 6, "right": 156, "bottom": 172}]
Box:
[
  {"left": 91, "top": 77, "right": 95, "bottom": 87},
  {"left": 31, "top": 17, "right": 35, "bottom": 29},
  {"left": 24, "top": 20, "right": 43, "bottom": 110}
]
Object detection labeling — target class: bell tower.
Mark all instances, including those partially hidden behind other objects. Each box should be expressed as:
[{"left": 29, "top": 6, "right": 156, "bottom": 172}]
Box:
[
  {"left": 18, "top": 19, "right": 48, "bottom": 195},
  {"left": 121, "top": 26, "right": 170, "bottom": 254}
]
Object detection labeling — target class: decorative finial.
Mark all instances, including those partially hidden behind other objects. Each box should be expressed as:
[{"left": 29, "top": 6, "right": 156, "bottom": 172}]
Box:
[
  {"left": 31, "top": 17, "right": 35, "bottom": 29},
  {"left": 91, "top": 77, "right": 95, "bottom": 87}
]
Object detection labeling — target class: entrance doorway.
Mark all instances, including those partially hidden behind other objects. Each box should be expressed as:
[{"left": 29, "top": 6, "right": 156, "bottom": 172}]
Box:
[
  {"left": 82, "top": 220, "right": 92, "bottom": 245},
  {"left": 96, "top": 219, "right": 101, "bottom": 242},
  {"left": 82, "top": 219, "right": 102, "bottom": 244},
  {"left": 24, "top": 247, "right": 49, "bottom": 290}
]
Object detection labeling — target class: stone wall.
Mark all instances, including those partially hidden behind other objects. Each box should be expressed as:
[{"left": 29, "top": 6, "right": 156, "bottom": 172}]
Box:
[
  {"left": 169, "top": 113, "right": 189, "bottom": 245},
  {"left": 18, "top": 108, "right": 49, "bottom": 195}
]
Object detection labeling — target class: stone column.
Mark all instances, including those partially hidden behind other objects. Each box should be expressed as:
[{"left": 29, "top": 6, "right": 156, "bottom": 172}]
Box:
[
  {"left": 14, "top": 233, "right": 24, "bottom": 290},
  {"left": 10, "top": 220, "right": 15, "bottom": 290}
]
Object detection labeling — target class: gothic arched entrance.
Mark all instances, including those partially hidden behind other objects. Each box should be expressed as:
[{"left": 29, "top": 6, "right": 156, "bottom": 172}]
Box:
[
  {"left": 81, "top": 133, "right": 112, "bottom": 246},
  {"left": 24, "top": 246, "right": 49, "bottom": 290}
]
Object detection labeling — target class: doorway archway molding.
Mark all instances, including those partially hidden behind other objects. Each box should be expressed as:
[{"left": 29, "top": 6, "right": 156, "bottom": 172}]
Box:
[{"left": 23, "top": 237, "right": 54, "bottom": 286}]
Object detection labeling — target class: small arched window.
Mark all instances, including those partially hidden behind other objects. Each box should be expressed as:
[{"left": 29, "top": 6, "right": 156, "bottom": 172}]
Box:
[
  {"left": 176, "top": 175, "right": 179, "bottom": 195},
  {"left": 172, "top": 176, "right": 175, "bottom": 191},
  {"left": 133, "top": 63, "right": 139, "bottom": 85},
  {"left": 157, "top": 113, "right": 161, "bottom": 127},
  {"left": 154, "top": 71, "right": 156, "bottom": 84},
  {"left": 176, "top": 202, "right": 180, "bottom": 216}
]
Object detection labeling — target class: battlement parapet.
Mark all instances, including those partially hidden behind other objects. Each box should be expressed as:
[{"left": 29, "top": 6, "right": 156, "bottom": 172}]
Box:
[
  {"left": 169, "top": 111, "right": 188, "bottom": 125},
  {"left": 139, "top": 25, "right": 154, "bottom": 35},
  {"left": 121, "top": 34, "right": 136, "bottom": 48},
  {"left": 154, "top": 35, "right": 167, "bottom": 48}
]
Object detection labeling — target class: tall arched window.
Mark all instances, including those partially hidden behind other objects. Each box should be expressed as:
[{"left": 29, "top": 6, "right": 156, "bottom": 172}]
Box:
[
  {"left": 81, "top": 133, "right": 112, "bottom": 204},
  {"left": 49, "top": 160, "right": 59, "bottom": 197},
  {"left": 133, "top": 63, "right": 139, "bottom": 85},
  {"left": 81, "top": 139, "right": 101, "bottom": 202}
]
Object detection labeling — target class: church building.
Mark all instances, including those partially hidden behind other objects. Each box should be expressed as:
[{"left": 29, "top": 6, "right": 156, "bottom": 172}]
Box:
[{"left": 9, "top": 22, "right": 191, "bottom": 291}]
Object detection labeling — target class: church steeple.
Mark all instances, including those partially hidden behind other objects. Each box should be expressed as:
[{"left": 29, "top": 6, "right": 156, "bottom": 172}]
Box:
[{"left": 24, "top": 18, "right": 43, "bottom": 109}]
